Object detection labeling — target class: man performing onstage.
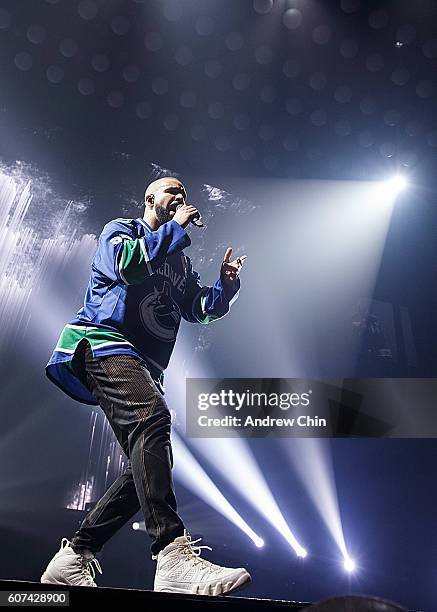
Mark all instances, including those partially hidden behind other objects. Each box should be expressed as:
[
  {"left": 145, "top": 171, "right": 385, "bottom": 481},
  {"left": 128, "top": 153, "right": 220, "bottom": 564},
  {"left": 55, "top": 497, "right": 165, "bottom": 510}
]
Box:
[{"left": 41, "top": 177, "right": 249, "bottom": 595}]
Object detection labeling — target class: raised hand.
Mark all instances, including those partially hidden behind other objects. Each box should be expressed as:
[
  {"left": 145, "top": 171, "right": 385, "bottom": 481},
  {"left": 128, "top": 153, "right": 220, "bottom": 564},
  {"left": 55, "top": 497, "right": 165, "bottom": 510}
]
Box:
[{"left": 221, "top": 247, "right": 248, "bottom": 284}]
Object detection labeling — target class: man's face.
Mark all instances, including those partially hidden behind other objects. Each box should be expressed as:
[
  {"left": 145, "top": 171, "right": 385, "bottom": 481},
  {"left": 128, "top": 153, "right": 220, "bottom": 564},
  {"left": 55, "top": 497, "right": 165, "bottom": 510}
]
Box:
[{"left": 149, "top": 181, "right": 187, "bottom": 225}]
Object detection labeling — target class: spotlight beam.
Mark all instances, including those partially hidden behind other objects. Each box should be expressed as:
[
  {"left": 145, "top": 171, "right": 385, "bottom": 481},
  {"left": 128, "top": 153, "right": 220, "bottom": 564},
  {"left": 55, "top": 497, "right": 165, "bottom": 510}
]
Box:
[
  {"left": 281, "top": 438, "right": 354, "bottom": 566},
  {"left": 190, "top": 437, "right": 307, "bottom": 557},
  {"left": 172, "top": 431, "right": 264, "bottom": 548}
]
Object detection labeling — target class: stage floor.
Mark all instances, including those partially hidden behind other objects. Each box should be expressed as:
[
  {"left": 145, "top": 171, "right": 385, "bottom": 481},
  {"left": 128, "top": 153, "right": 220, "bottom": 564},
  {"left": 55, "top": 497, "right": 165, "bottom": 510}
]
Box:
[{"left": 0, "top": 579, "right": 309, "bottom": 610}]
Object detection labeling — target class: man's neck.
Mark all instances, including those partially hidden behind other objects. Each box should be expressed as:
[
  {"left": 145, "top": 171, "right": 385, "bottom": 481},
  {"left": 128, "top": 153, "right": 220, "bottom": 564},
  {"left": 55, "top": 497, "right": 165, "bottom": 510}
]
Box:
[{"left": 142, "top": 213, "right": 159, "bottom": 230}]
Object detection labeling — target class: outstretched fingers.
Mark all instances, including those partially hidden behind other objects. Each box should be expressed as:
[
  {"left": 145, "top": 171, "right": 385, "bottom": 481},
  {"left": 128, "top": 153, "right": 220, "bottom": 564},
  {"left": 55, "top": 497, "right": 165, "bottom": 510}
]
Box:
[{"left": 223, "top": 247, "right": 233, "bottom": 263}]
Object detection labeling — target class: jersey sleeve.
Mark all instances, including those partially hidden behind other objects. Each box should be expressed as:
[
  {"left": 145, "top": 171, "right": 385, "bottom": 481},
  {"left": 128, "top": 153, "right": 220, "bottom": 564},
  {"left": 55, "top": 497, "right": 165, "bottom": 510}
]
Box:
[
  {"left": 93, "top": 219, "right": 191, "bottom": 285},
  {"left": 180, "top": 255, "right": 240, "bottom": 324}
]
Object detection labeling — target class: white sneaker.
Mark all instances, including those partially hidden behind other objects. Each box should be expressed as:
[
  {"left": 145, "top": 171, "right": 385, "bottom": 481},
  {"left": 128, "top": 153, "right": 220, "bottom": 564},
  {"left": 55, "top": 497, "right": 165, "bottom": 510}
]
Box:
[
  {"left": 153, "top": 531, "right": 251, "bottom": 596},
  {"left": 40, "top": 538, "right": 102, "bottom": 587}
]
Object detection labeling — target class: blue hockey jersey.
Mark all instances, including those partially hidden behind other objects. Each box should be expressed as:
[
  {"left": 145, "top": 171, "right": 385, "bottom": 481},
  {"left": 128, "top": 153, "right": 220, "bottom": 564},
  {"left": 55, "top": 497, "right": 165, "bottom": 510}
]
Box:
[{"left": 46, "top": 217, "right": 240, "bottom": 405}]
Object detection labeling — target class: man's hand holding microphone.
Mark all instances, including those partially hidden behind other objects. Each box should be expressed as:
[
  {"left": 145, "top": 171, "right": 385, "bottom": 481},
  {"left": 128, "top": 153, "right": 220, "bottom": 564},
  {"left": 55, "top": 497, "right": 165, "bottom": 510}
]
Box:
[{"left": 173, "top": 203, "right": 203, "bottom": 228}]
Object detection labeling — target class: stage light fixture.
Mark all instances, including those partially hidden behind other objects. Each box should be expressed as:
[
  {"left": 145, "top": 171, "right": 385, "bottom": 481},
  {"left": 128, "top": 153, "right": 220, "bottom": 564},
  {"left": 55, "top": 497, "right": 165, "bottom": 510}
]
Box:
[{"left": 132, "top": 521, "right": 140, "bottom": 531}]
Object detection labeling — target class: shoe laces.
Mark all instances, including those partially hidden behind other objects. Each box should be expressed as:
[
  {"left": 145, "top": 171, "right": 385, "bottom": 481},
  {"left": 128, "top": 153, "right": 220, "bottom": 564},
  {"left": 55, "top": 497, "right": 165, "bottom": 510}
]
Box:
[
  {"left": 179, "top": 531, "right": 217, "bottom": 572},
  {"left": 79, "top": 556, "right": 102, "bottom": 584}
]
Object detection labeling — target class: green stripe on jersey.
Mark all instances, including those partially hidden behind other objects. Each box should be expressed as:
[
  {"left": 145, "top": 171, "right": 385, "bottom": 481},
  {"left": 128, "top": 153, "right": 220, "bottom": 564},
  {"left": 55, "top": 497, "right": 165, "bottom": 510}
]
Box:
[
  {"left": 53, "top": 323, "right": 165, "bottom": 393},
  {"left": 120, "top": 239, "right": 152, "bottom": 285},
  {"left": 193, "top": 291, "right": 220, "bottom": 325},
  {"left": 55, "top": 325, "right": 133, "bottom": 353}
]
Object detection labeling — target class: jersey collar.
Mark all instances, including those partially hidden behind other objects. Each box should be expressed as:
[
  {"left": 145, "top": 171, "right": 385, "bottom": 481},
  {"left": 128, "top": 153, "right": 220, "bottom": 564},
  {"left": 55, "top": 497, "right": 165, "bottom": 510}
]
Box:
[{"left": 136, "top": 218, "right": 154, "bottom": 232}]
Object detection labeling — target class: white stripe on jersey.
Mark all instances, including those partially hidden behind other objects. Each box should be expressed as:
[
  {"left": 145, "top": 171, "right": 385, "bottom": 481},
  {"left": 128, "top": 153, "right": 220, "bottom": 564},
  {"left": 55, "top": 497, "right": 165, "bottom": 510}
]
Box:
[
  {"left": 139, "top": 237, "right": 153, "bottom": 276},
  {"left": 118, "top": 250, "right": 129, "bottom": 284},
  {"left": 65, "top": 324, "right": 99, "bottom": 331},
  {"left": 92, "top": 341, "right": 134, "bottom": 349}
]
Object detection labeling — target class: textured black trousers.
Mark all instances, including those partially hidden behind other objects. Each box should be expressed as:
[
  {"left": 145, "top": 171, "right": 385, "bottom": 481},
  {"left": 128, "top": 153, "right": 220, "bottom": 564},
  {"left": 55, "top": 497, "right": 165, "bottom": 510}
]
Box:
[{"left": 70, "top": 343, "right": 185, "bottom": 555}]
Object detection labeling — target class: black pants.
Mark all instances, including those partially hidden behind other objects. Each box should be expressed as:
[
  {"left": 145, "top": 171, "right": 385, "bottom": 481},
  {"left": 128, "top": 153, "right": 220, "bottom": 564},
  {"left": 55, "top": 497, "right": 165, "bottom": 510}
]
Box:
[{"left": 70, "top": 343, "right": 185, "bottom": 556}]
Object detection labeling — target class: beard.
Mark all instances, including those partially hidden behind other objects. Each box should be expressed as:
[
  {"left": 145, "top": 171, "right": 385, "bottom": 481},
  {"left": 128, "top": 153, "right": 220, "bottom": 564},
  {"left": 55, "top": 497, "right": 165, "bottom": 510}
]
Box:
[{"left": 155, "top": 203, "right": 171, "bottom": 224}]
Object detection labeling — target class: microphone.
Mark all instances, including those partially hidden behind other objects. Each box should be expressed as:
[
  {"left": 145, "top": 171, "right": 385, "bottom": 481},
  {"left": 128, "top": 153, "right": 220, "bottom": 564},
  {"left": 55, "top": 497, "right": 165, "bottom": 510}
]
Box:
[
  {"left": 191, "top": 214, "right": 204, "bottom": 228},
  {"left": 175, "top": 202, "right": 204, "bottom": 227}
]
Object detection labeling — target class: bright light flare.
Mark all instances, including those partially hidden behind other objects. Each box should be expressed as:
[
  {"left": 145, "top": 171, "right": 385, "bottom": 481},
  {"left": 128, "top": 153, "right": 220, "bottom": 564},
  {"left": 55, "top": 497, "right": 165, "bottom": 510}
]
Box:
[
  {"left": 343, "top": 556, "right": 356, "bottom": 573},
  {"left": 388, "top": 175, "right": 407, "bottom": 193},
  {"left": 132, "top": 521, "right": 140, "bottom": 531},
  {"left": 373, "top": 175, "right": 408, "bottom": 205}
]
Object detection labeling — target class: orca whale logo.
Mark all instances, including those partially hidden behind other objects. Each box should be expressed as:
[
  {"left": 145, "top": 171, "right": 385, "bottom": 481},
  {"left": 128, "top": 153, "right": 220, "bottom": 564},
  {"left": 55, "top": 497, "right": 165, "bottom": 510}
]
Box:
[{"left": 139, "top": 281, "right": 181, "bottom": 342}]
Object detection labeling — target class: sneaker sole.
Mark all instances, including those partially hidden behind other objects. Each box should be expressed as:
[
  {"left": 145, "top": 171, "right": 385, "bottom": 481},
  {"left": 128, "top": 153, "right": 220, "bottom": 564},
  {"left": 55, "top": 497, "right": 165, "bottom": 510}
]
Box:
[
  {"left": 40, "top": 572, "right": 68, "bottom": 586},
  {"left": 225, "top": 571, "right": 252, "bottom": 595},
  {"left": 154, "top": 569, "right": 251, "bottom": 596}
]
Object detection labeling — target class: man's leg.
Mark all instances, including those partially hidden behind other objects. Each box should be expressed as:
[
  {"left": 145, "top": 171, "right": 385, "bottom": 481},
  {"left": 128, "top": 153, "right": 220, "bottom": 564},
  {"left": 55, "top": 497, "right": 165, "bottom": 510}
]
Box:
[
  {"left": 70, "top": 344, "right": 185, "bottom": 556},
  {"left": 70, "top": 462, "right": 140, "bottom": 554},
  {"left": 44, "top": 344, "right": 251, "bottom": 594}
]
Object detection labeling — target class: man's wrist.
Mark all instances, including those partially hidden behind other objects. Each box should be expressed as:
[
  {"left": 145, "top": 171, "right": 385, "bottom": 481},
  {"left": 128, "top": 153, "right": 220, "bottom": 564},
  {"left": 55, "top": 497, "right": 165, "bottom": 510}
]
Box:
[{"left": 220, "top": 270, "right": 241, "bottom": 293}]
